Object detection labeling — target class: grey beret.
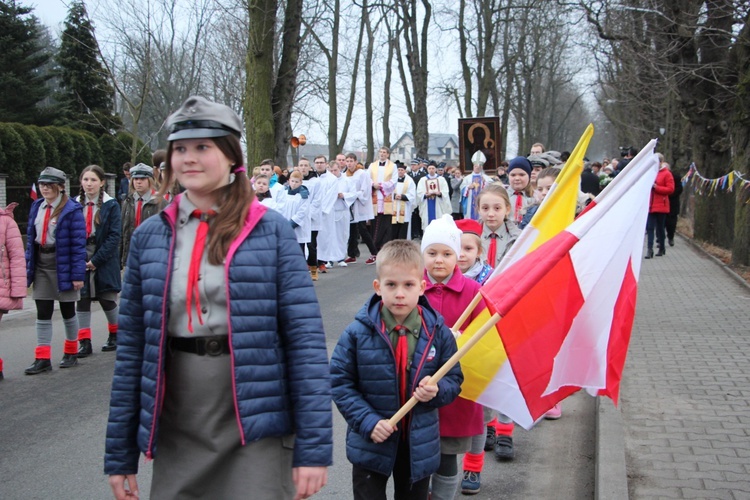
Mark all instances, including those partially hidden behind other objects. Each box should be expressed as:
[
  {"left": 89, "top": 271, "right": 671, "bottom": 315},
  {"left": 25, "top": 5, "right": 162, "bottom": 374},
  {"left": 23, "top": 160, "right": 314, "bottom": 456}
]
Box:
[{"left": 167, "top": 96, "right": 243, "bottom": 141}]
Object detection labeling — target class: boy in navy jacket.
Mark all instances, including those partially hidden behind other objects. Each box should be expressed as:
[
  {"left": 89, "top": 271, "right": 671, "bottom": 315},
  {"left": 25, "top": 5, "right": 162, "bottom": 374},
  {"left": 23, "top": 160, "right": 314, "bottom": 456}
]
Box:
[{"left": 331, "top": 239, "right": 463, "bottom": 499}]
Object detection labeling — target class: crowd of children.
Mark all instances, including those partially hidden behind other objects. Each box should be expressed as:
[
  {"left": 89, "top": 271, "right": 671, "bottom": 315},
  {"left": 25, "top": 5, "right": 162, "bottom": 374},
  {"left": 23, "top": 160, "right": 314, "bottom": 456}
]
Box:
[{"left": 0, "top": 95, "right": 656, "bottom": 499}]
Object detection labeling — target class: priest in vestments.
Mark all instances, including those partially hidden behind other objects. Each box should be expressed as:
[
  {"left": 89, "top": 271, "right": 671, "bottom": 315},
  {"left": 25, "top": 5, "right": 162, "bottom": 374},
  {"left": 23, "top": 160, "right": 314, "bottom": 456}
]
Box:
[
  {"left": 368, "top": 146, "right": 399, "bottom": 252},
  {"left": 417, "top": 162, "right": 452, "bottom": 231}
]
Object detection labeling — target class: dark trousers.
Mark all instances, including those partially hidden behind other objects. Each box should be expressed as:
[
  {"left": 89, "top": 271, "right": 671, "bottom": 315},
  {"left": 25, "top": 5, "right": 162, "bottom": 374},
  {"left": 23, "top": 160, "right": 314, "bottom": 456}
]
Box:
[
  {"left": 306, "top": 230, "right": 318, "bottom": 266},
  {"left": 411, "top": 210, "right": 422, "bottom": 239},
  {"left": 392, "top": 222, "right": 409, "bottom": 241},
  {"left": 646, "top": 213, "right": 667, "bottom": 251},
  {"left": 666, "top": 213, "right": 678, "bottom": 240},
  {"left": 348, "top": 222, "right": 377, "bottom": 258},
  {"left": 370, "top": 213, "right": 393, "bottom": 252},
  {"left": 352, "top": 439, "right": 430, "bottom": 500}
]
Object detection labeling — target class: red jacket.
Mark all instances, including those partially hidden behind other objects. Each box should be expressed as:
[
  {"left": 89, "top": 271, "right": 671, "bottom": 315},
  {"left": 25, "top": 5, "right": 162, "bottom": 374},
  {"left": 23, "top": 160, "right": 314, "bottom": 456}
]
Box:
[
  {"left": 649, "top": 167, "right": 675, "bottom": 214},
  {"left": 424, "top": 267, "right": 485, "bottom": 438}
]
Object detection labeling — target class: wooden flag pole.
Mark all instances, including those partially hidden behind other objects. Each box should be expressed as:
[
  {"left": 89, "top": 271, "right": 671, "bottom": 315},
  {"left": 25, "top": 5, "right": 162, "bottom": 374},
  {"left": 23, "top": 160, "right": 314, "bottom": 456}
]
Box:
[
  {"left": 388, "top": 312, "right": 502, "bottom": 427},
  {"left": 450, "top": 293, "right": 483, "bottom": 333}
]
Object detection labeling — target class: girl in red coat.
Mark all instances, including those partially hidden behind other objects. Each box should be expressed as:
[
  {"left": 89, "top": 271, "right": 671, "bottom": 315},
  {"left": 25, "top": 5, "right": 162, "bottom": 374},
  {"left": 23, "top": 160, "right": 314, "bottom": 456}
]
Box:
[
  {"left": 645, "top": 161, "right": 675, "bottom": 259},
  {"left": 421, "top": 214, "right": 486, "bottom": 499},
  {"left": 0, "top": 203, "right": 26, "bottom": 379}
]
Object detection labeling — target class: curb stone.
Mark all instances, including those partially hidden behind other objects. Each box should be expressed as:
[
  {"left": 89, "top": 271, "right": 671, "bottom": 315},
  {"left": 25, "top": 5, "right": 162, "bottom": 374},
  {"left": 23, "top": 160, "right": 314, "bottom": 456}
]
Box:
[{"left": 595, "top": 397, "right": 629, "bottom": 500}]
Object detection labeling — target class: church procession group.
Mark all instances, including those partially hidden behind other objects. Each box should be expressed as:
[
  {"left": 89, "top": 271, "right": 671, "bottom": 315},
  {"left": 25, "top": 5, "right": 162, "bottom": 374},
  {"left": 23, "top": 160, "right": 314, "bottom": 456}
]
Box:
[{"left": 0, "top": 90, "right": 594, "bottom": 500}]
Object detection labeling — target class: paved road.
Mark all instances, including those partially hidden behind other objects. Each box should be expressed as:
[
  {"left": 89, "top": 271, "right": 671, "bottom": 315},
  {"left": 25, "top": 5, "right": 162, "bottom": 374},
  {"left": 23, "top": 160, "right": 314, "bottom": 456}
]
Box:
[
  {"left": 0, "top": 244, "right": 593, "bottom": 499},
  {"left": 621, "top": 236, "right": 750, "bottom": 499}
]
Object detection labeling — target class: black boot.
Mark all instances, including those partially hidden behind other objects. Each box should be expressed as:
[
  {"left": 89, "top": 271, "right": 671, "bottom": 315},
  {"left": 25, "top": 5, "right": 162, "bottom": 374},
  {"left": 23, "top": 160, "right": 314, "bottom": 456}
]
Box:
[
  {"left": 25, "top": 358, "right": 52, "bottom": 375},
  {"left": 77, "top": 339, "right": 93, "bottom": 358},
  {"left": 668, "top": 237, "right": 675, "bottom": 247},
  {"left": 102, "top": 334, "right": 117, "bottom": 352},
  {"left": 484, "top": 424, "right": 497, "bottom": 451},
  {"left": 494, "top": 435, "right": 514, "bottom": 461},
  {"left": 656, "top": 247, "right": 666, "bottom": 257},
  {"left": 645, "top": 248, "right": 654, "bottom": 259},
  {"left": 59, "top": 354, "right": 78, "bottom": 368}
]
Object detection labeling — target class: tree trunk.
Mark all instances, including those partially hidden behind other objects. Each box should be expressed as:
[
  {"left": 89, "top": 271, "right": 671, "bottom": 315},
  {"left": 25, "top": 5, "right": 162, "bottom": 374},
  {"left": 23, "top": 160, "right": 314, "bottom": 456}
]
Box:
[
  {"left": 364, "top": 0, "right": 375, "bottom": 163},
  {"left": 398, "top": 0, "right": 431, "bottom": 157},
  {"left": 272, "top": 0, "right": 303, "bottom": 168},
  {"left": 731, "top": 16, "right": 750, "bottom": 266},
  {"left": 245, "top": 0, "right": 277, "bottom": 167},
  {"left": 382, "top": 31, "right": 394, "bottom": 148}
]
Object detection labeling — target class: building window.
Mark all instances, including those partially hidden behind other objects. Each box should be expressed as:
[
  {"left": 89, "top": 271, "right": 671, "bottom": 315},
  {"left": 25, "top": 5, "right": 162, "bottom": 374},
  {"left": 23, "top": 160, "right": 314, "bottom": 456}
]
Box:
[
  {"left": 444, "top": 147, "right": 452, "bottom": 159},
  {"left": 399, "top": 147, "right": 405, "bottom": 157},
  {"left": 411, "top": 147, "right": 415, "bottom": 158}
]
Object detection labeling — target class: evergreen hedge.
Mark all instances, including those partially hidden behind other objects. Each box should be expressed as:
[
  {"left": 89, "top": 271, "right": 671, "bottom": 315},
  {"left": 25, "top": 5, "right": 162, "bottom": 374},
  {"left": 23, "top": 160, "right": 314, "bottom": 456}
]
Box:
[{"left": 0, "top": 122, "right": 152, "bottom": 185}]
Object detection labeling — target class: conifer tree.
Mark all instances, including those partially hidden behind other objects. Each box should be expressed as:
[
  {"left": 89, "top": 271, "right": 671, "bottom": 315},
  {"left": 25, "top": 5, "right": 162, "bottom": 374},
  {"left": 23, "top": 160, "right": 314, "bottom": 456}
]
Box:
[
  {"left": 0, "top": 0, "right": 52, "bottom": 123},
  {"left": 57, "top": 1, "right": 119, "bottom": 133}
]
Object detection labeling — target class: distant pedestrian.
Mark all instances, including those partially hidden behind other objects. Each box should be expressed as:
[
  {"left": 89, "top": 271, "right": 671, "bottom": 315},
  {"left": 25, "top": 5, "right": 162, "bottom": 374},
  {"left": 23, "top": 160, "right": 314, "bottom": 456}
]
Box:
[
  {"left": 24, "top": 167, "right": 86, "bottom": 375},
  {"left": 120, "top": 164, "right": 166, "bottom": 269},
  {"left": 666, "top": 163, "right": 682, "bottom": 247},
  {"left": 645, "top": 161, "right": 675, "bottom": 259}
]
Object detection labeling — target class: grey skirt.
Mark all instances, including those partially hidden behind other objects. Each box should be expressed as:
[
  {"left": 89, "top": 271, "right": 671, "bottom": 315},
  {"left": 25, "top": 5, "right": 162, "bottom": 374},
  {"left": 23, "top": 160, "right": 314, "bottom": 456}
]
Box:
[
  {"left": 151, "top": 346, "right": 295, "bottom": 499},
  {"left": 32, "top": 250, "right": 80, "bottom": 302},
  {"left": 440, "top": 436, "right": 472, "bottom": 455},
  {"left": 84, "top": 243, "right": 117, "bottom": 302}
]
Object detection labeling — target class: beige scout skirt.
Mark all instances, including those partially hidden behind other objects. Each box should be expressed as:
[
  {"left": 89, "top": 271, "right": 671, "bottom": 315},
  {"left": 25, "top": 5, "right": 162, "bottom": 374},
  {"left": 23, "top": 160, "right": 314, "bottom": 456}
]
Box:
[{"left": 151, "top": 345, "right": 295, "bottom": 499}]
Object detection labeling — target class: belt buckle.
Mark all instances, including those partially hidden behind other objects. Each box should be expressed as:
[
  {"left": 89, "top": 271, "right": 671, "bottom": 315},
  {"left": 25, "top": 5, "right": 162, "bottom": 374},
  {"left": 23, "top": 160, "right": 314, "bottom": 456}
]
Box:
[{"left": 204, "top": 338, "right": 223, "bottom": 356}]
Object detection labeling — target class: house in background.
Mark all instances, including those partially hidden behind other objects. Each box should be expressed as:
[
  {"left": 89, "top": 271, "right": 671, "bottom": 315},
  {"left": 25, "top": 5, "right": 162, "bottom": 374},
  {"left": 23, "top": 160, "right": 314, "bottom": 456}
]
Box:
[{"left": 390, "top": 133, "right": 460, "bottom": 166}]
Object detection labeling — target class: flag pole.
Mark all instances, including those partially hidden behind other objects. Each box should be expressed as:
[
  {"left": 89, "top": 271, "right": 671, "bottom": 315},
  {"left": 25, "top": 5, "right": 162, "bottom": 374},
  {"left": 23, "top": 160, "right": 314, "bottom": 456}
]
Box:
[
  {"left": 450, "top": 293, "right": 482, "bottom": 333},
  {"left": 388, "top": 312, "right": 502, "bottom": 427}
]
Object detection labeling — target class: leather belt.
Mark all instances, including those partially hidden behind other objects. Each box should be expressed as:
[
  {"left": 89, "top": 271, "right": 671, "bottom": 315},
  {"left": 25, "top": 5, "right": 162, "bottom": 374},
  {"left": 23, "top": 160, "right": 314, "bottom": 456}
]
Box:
[
  {"left": 168, "top": 335, "right": 230, "bottom": 356},
  {"left": 86, "top": 236, "right": 96, "bottom": 245},
  {"left": 37, "top": 245, "right": 56, "bottom": 254}
]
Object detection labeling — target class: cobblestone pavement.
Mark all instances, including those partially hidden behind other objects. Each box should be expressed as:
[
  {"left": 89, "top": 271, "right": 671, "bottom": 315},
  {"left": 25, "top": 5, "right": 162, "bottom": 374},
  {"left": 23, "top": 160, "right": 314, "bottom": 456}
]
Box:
[{"left": 620, "top": 237, "right": 750, "bottom": 499}]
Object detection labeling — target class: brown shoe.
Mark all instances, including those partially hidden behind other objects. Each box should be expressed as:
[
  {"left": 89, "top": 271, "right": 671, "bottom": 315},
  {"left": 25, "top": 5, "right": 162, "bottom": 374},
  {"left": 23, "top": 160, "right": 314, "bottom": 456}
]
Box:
[{"left": 309, "top": 265, "right": 319, "bottom": 281}]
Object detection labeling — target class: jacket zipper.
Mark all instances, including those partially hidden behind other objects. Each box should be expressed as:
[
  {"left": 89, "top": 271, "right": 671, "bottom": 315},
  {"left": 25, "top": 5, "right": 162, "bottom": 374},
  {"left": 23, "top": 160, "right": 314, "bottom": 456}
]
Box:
[{"left": 145, "top": 214, "right": 177, "bottom": 460}]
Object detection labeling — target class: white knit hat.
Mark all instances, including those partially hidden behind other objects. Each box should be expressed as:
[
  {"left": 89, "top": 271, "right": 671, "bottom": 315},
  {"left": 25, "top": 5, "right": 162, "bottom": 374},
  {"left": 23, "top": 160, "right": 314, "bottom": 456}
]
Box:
[{"left": 421, "top": 214, "right": 462, "bottom": 256}]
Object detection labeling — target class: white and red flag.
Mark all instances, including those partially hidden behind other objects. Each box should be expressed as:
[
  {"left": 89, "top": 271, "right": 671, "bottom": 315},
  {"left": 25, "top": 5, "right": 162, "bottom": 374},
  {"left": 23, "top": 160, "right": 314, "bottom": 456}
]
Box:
[{"left": 473, "top": 139, "right": 659, "bottom": 427}]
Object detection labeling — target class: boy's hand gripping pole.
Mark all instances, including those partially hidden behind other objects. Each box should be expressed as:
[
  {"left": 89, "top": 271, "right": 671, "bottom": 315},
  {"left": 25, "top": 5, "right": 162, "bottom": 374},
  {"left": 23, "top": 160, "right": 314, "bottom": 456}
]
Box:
[{"left": 387, "top": 312, "right": 501, "bottom": 428}]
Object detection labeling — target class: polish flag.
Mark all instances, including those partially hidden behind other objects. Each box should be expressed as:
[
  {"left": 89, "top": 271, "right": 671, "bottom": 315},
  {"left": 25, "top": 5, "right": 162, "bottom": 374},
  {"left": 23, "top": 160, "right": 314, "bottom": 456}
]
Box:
[
  {"left": 476, "top": 139, "right": 659, "bottom": 426},
  {"left": 30, "top": 183, "right": 38, "bottom": 200}
]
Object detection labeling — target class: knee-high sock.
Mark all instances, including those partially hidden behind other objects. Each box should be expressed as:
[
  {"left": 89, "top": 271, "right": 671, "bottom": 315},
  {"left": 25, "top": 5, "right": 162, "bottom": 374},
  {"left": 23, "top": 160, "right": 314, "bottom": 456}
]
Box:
[
  {"left": 77, "top": 310, "right": 92, "bottom": 330},
  {"left": 104, "top": 305, "right": 119, "bottom": 330},
  {"left": 63, "top": 316, "right": 79, "bottom": 342},
  {"left": 431, "top": 472, "right": 461, "bottom": 500},
  {"left": 36, "top": 319, "right": 53, "bottom": 346}
]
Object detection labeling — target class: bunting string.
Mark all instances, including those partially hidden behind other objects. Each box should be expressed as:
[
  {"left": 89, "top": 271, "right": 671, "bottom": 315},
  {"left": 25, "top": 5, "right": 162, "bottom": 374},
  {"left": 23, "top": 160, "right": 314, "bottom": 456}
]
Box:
[{"left": 681, "top": 163, "right": 750, "bottom": 203}]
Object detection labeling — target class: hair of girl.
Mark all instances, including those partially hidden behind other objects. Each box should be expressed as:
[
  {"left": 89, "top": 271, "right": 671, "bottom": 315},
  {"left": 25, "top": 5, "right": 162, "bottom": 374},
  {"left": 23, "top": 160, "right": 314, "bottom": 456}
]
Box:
[
  {"left": 44, "top": 182, "right": 69, "bottom": 221},
  {"left": 475, "top": 183, "right": 512, "bottom": 221},
  {"left": 79, "top": 165, "right": 107, "bottom": 226},
  {"left": 160, "top": 134, "right": 252, "bottom": 266},
  {"left": 537, "top": 167, "right": 561, "bottom": 182}
]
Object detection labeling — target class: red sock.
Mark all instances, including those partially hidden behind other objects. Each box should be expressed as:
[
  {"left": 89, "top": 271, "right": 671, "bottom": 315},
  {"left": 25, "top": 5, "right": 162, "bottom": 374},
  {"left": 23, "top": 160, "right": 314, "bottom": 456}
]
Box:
[
  {"left": 108, "top": 323, "right": 118, "bottom": 335},
  {"left": 64, "top": 340, "right": 78, "bottom": 355},
  {"left": 78, "top": 328, "right": 92, "bottom": 341},
  {"left": 496, "top": 421, "right": 515, "bottom": 436},
  {"left": 0, "top": 358, "right": 3, "bottom": 372},
  {"left": 463, "top": 451, "right": 485, "bottom": 472},
  {"left": 35, "top": 345, "right": 52, "bottom": 360}
]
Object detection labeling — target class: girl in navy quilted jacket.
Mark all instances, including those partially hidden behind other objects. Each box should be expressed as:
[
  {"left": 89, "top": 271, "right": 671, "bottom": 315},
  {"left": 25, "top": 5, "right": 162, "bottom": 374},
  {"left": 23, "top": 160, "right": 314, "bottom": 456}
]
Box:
[
  {"left": 105, "top": 96, "right": 332, "bottom": 500},
  {"left": 74, "top": 165, "right": 122, "bottom": 357},
  {"left": 24, "top": 167, "right": 87, "bottom": 375}
]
